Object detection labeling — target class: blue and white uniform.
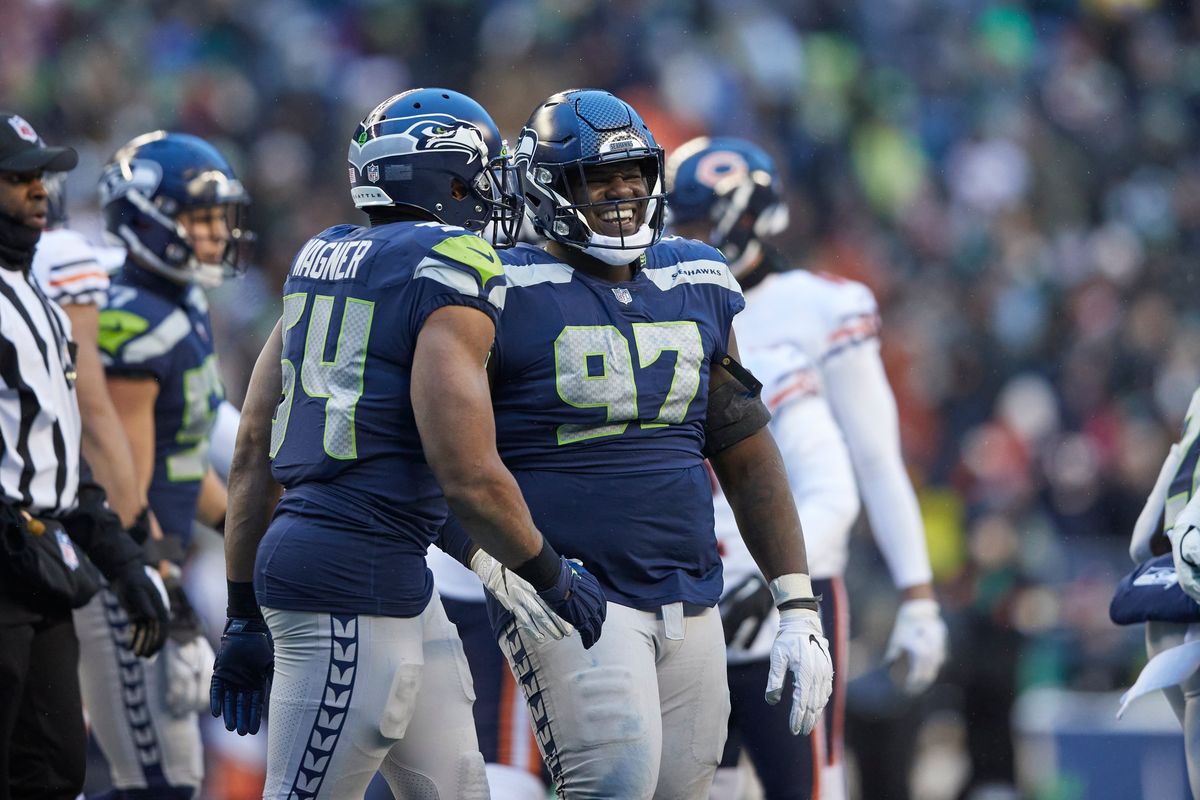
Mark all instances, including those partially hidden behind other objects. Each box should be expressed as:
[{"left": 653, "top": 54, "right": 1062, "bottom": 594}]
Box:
[
  {"left": 257, "top": 221, "right": 503, "bottom": 799},
  {"left": 1119, "top": 385, "right": 1200, "bottom": 799},
  {"left": 100, "top": 269, "right": 224, "bottom": 542},
  {"left": 484, "top": 236, "right": 741, "bottom": 799}
]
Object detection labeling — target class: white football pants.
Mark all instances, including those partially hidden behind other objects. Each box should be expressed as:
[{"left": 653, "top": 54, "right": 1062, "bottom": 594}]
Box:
[{"left": 1146, "top": 620, "right": 1200, "bottom": 800}]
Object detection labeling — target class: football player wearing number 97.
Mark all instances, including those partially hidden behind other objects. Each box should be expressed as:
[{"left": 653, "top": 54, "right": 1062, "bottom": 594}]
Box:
[
  {"left": 432, "top": 88, "right": 834, "bottom": 800},
  {"left": 210, "top": 88, "right": 608, "bottom": 799},
  {"left": 75, "top": 132, "right": 251, "bottom": 797}
]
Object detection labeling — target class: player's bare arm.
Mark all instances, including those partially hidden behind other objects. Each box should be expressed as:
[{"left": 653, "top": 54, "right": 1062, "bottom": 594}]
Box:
[
  {"left": 411, "top": 304, "right": 545, "bottom": 568},
  {"left": 106, "top": 374, "right": 160, "bottom": 502},
  {"left": 708, "top": 328, "right": 810, "bottom": 580},
  {"left": 63, "top": 302, "right": 147, "bottom": 526},
  {"left": 195, "top": 465, "right": 227, "bottom": 529},
  {"left": 224, "top": 318, "right": 283, "bottom": 583},
  {"left": 707, "top": 326, "right": 833, "bottom": 735}
]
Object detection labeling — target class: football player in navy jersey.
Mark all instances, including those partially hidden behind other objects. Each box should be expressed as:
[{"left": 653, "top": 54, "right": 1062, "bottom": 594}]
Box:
[
  {"left": 74, "top": 131, "right": 249, "bottom": 799},
  {"left": 433, "top": 88, "right": 835, "bottom": 800},
  {"left": 210, "top": 88, "right": 608, "bottom": 800}
]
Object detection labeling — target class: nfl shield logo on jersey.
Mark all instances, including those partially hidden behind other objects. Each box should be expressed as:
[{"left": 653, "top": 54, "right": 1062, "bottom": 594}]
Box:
[
  {"left": 612, "top": 287, "right": 632, "bottom": 304},
  {"left": 366, "top": 163, "right": 381, "bottom": 183}
]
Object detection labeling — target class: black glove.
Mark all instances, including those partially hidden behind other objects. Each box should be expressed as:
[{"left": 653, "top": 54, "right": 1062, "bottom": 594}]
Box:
[
  {"left": 127, "top": 508, "right": 152, "bottom": 546},
  {"left": 109, "top": 562, "right": 170, "bottom": 657},
  {"left": 718, "top": 574, "right": 774, "bottom": 651},
  {"left": 161, "top": 565, "right": 203, "bottom": 644}
]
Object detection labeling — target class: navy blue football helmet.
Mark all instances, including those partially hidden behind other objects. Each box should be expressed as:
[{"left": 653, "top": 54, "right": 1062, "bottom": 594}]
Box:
[
  {"left": 100, "top": 131, "right": 251, "bottom": 288},
  {"left": 43, "top": 171, "right": 68, "bottom": 228},
  {"left": 514, "top": 89, "right": 666, "bottom": 265},
  {"left": 347, "top": 88, "right": 520, "bottom": 244},
  {"left": 665, "top": 137, "right": 788, "bottom": 276}
]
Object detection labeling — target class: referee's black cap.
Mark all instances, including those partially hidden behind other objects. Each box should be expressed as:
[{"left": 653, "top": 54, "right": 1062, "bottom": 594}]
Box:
[{"left": 0, "top": 112, "right": 77, "bottom": 173}]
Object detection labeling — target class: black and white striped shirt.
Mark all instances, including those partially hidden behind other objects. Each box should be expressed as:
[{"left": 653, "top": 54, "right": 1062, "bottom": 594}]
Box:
[{"left": 0, "top": 263, "right": 81, "bottom": 514}]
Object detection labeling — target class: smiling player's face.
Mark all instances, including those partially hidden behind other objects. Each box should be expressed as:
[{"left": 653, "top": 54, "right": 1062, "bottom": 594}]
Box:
[{"left": 570, "top": 160, "right": 649, "bottom": 239}]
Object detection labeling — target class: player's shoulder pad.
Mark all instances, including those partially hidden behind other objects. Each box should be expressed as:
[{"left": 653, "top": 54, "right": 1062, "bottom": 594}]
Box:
[
  {"left": 31, "top": 229, "right": 109, "bottom": 306},
  {"left": 410, "top": 224, "right": 507, "bottom": 309},
  {"left": 497, "top": 243, "right": 573, "bottom": 289},
  {"left": 33, "top": 228, "right": 98, "bottom": 269},
  {"left": 98, "top": 281, "right": 188, "bottom": 364},
  {"left": 641, "top": 235, "right": 741, "bottom": 294}
]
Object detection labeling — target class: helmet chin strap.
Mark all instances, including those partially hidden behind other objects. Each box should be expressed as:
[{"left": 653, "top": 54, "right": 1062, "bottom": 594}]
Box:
[
  {"left": 190, "top": 260, "right": 226, "bottom": 289},
  {"left": 579, "top": 223, "right": 654, "bottom": 266}
]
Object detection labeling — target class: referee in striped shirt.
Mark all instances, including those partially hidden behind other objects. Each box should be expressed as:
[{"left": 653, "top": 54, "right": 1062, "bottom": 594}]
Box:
[{"left": 0, "top": 112, "right": 169, "bottom": 800}]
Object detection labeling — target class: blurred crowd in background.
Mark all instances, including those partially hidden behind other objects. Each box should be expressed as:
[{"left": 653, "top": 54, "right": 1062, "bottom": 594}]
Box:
[{"left": 4, "top": 0, "right": 1199, "bottom": 796}]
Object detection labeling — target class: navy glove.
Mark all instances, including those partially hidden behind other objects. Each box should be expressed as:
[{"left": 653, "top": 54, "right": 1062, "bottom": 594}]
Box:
[
  {"left": 210, "top": 616, "right": 274, "bottom": 735},
  {"left": 536, "top": 559, "right": 607, "bottom": 649}
]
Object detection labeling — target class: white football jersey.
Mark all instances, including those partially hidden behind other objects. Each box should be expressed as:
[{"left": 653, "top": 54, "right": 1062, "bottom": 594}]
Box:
[
  {"left": 714, "top": 269, "right": 933, "bottom": 660},
  {"left": 30, "top": 228, "right": 111, "bottom": 308},
  {"left": 716, "top": 270, "right": 877, "bottom": 580}
]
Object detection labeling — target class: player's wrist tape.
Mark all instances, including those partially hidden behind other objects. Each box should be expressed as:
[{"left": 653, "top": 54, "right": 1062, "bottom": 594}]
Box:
[
  {"left": 227, "top": 580, "right": 262, "bottom": 620},
  {"left": 769, "top": 573, "right": 821, "bottom": 612},
  {"left": 513, "top": 539, "right": 562, "bottom": 592}
]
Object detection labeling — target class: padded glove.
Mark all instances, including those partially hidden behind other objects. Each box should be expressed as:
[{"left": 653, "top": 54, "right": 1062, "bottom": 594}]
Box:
[
  {"left": 536, "top": 559, "right": 607, "bottom": 649},
  {"left": 884, "top": 598, "right": 948, "bottom": 695},
  {"left": 109, "top": 563, "right": 170, "bottom": 657},
  {"left": 765, "top": 608, "right": 833, "bottom": 735},
  {"left": 471, "top": 549, "right": 573, "bottom": 642},
  {"left": 719, "top": 573, "right": 774, "bottom": 652},
  {"left": 210, "top": 616, "right": 274, "bottom": 735}
]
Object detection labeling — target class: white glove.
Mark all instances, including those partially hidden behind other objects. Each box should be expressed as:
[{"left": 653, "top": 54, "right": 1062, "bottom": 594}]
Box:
[
  {"left": 469, "top": 549, "right": 573, "bottom": 642},
  {"left": 163, "top": 634, "right": 216, "bottom": 716},
  {"left": 766, "top": 608, "right": 833, "bottom": 735},
  {"left": 1169, "top": 492, "right": 1200, "bottom": 604},
  {"left": 884, "top": 598, "right": 947, "bottom": 695},
  {"left": 765, "top": 574, "right": 834, "bottom": 735}
]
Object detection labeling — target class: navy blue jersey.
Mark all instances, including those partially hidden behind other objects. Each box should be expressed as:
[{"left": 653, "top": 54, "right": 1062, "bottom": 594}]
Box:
[
  {"left": 490, "top": 236, "right": 744, "bottom": 609},
  {"left": 99, "top": 269, "right": 223, "bottom": 543},
  {"left": 257, "top": 221, "right": 506, "bottom": 617}
]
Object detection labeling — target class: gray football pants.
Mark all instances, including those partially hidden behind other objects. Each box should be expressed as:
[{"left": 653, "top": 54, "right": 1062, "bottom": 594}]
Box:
[
  {"left": 75, "top": 587, "right": 203, "bottom": 795},
  {"left": 262, "top": 593, "right": 488, "bottom": 799},
  {"left": 500, "top": 602, "right": 730, "bottom": 800}
]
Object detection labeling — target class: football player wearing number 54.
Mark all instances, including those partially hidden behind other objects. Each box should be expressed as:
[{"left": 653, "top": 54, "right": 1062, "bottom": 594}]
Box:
[{"left": 211, "top": 88, "right": 608, "bottom": 800}]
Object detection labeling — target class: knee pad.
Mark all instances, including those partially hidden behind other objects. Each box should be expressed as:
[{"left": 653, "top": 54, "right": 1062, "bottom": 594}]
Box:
[
  {"left": 381, "top": 750, "right": 488, "bottom": 800},
  {"left": 485, "top": 763, "right": 545, "bottom": 800}
]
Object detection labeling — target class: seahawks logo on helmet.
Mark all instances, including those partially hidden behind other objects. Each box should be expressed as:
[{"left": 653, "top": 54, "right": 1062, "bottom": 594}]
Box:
[
  {"left": 98, "top": 158, "right": 163, "bottom": 206},
  {"left": 348, "top": 114, "right": 488, "bottom": 171}
]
